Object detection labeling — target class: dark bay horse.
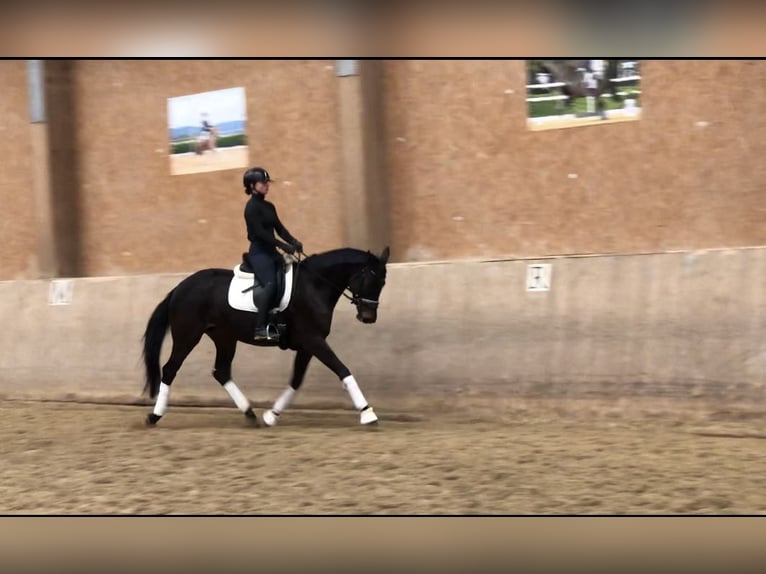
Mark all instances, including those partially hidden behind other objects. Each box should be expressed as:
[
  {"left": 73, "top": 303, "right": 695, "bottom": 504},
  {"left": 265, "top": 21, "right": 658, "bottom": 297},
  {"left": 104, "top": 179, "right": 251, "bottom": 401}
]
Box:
[
  {"left": 194, "top": 126, "right": 218, "bottom": 154},
  {"left": 537, "top": 59, "right": 622, "bottom": 117},
  {"left": 142, "top": 246, "right": 389, "bottom": 427}
]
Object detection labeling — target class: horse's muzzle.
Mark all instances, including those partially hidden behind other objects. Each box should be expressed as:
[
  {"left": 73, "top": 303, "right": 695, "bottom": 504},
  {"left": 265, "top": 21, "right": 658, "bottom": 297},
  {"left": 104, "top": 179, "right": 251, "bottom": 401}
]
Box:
[
  {"left": 357, "top": 311, "right": 377, "bottom": 324},
  {"left": 353, "top": 296, "right": 378, "bottom": 324}
]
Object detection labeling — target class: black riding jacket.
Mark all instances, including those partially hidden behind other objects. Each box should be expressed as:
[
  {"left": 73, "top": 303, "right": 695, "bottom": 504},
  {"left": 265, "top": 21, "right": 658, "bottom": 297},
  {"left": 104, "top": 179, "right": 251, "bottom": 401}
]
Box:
[{"left": 244, "top": 193, "right": 296, "bottom": 255}]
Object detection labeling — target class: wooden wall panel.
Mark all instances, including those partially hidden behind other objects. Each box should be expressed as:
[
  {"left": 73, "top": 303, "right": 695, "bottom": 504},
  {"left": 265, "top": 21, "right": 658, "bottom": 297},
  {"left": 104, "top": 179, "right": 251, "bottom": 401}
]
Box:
[
  {"left": 70, "top": 60, "right": 344, "bottom": 276},
  {"left": 0, "top": 61, "right": 37, "bottom": 279},
  {"left": 383, "top": 60, "right": 766, "bottom": 261},
  {"left": 4, "top": 60, "right": 765, "bottom": 277}
]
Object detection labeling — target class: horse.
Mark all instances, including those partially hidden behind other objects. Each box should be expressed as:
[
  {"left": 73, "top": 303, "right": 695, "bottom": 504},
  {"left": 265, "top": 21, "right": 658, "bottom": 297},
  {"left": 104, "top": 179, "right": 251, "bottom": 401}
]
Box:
[
  {"left": 141, "top": 246, "right": 390, "bottom": 428},
  {"left": 194, "top": 126, "right": 218, "bottom": 154},
  {"left": 535, "top": 60, "right": 623, "bottom": 117}
]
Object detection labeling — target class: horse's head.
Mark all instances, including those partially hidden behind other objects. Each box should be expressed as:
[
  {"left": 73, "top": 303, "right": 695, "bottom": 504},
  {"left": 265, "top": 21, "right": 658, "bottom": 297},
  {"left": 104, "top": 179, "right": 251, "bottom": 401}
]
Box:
[{"left": 349, "top": 246, "right": 389, "bottom": 324}]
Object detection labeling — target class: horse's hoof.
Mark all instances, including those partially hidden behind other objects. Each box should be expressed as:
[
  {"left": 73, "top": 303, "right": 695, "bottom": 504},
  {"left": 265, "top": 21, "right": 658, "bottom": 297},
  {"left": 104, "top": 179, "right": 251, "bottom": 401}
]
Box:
[
  {"left": 146, "top": 413, "right": 161, "bottom": 426},
  {"left": 244, "top": 408, "right": 261, "bottom": 427},
  {"left": 262, "top": 409, "right": 279, "bottom": 427},
  {"left": 360, "top": 407, "right": 378, "bottom": 426}
]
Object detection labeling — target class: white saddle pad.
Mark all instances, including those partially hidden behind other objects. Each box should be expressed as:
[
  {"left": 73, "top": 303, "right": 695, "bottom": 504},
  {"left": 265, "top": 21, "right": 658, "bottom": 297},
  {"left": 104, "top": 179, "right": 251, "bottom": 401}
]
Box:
[{"left": 227, "top": 263, "right": 295, "bottom": 313}]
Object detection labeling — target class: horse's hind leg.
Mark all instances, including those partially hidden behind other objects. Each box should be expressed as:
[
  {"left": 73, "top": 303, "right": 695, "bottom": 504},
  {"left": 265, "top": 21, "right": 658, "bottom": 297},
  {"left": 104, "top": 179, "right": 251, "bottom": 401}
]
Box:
[
  {"left": 210, "top": 334, "right": 259, "bottom": 426},
  {"left": 146, "top": 330, "right": 203, "bottom": 425}
]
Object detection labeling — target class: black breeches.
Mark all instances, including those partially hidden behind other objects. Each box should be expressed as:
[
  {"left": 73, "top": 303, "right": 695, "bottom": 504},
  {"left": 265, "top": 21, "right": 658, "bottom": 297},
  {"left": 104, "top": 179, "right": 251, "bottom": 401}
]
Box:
[{"left": 247, "top": 250, "right": 277, "bottom": 287}]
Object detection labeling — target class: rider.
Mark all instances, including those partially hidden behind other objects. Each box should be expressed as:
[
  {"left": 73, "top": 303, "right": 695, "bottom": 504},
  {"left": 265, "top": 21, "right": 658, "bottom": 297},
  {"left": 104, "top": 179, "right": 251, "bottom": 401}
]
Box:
[
  {"left": 197, "top": 113, "right": 216, "bottom": 153},
  {"left": 243, "top": 167, "right": 303, "bottom": 341},
  {"left": 201, "top": 113, "right": 214, "bottom": 133}
]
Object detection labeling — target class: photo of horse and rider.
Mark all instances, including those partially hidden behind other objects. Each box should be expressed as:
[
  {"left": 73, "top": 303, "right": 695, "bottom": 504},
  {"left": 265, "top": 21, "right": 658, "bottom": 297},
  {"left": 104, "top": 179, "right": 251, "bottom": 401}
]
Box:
[
  {"left": 526, "top": 60, "right": 641, "bottom": 131},
  {"left": 167, "top": 86, "right": 249, "bottom": 175}
]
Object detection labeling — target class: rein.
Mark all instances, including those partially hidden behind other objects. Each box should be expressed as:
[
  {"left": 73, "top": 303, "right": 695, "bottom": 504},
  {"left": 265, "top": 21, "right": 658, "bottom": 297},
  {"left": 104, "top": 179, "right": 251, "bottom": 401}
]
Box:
[{"left": 294, "top": 250, "right": 379, "bottom": 308}]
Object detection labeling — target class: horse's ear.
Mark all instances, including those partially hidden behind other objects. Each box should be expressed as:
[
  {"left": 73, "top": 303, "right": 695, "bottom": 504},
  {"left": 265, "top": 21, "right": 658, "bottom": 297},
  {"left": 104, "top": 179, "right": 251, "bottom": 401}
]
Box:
[{"left": 380, "top": 246, "right": 390, "bottom": 264}]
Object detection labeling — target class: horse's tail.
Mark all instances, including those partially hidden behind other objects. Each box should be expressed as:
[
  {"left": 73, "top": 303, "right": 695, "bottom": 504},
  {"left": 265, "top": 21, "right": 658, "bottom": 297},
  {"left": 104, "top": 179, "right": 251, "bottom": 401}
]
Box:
[{"left": 142, "top": 289, "right": 174, "bottom": 399}]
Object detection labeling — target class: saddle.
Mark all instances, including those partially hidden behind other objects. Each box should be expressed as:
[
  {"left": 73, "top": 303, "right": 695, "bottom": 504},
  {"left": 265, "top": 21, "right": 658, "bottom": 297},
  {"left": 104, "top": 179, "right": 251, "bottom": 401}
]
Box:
[
  {"left": 227, "top": 252, "right": 296, "bottom": 315},
  {"left": 238, "top": 253, "right": 286, "bottom": 299}
]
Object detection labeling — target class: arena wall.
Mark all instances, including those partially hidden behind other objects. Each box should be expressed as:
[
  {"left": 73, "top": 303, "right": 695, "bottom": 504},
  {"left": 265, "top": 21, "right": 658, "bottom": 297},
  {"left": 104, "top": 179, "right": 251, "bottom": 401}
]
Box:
[{"left": 1, "top": 247, "right": 763, "bottom": 416}]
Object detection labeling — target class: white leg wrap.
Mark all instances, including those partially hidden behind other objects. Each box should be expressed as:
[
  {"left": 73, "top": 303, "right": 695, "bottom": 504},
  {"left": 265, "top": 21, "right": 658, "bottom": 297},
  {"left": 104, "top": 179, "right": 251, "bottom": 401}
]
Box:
[
  {"left": 273, "top": 387, "right": 296, "bottom": 414},
  {"left": 342, "top": 375, "right": 368, "bottom": 411},
  {"left": 264, "top": 387, "right": 297, "bottom": 427},
  {"left": 262, "top": 410, "right": 279, "bottom": 427},
  {"left": 153, "top": 382, "right": 170, "bottom": 417},
  {"left": 223, "top": 381, "right": 251, "bottom": 413},
  {"left": 360, "top": 407, "right": 378, "bottom": 425}
]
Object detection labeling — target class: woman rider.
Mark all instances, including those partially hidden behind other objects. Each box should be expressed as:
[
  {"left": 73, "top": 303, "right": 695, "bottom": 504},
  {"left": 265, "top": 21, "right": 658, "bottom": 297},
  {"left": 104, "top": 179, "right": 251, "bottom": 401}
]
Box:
[{"left": 242, "top": 167, "right": 302, "bottom": 341}]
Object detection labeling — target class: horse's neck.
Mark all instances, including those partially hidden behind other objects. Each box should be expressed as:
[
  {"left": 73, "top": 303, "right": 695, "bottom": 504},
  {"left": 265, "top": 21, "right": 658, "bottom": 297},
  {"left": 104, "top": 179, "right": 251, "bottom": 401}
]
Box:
[
  {"left": 319, "top": 260, "right": 364, "bottom": 287},
  {"left": 304, "top": 256, "right": 365, "bottom": 298}
]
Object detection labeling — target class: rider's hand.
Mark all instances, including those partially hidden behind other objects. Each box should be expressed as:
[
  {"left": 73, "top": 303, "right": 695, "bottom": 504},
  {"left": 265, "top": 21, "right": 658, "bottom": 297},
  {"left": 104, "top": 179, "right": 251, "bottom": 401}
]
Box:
[
  {"left": 282, "top": 242, "right": 296, "bottom": 255},
  {"left": 292, "top": 240, "right": 303, "bottom": 253}
]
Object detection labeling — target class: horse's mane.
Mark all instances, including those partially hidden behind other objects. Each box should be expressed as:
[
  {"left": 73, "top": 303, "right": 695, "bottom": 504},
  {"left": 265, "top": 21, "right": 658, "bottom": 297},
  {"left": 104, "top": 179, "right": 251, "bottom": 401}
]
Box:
[{"left": 301, "top": 247, "right": 374, "bottom": 272}]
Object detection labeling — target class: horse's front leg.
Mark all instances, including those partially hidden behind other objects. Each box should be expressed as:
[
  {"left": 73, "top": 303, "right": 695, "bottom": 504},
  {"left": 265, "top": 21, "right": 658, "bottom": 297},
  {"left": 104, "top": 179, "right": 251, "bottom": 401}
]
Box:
[
  {"left": 303, "top": 337, "right": 378, "bottom": 426},
  {"left": 262, "top": 348, "right": 312, "bottom": 427}
]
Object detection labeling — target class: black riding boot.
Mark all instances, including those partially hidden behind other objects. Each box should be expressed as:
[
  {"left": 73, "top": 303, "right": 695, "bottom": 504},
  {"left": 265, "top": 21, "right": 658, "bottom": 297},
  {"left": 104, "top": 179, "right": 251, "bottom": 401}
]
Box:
[{"left": 253, "top": 282, "right": 278, "bottom": 341}]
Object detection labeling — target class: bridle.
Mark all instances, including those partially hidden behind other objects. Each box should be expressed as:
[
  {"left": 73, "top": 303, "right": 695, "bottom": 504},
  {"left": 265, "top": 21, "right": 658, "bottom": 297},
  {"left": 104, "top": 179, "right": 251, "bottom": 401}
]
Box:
[
  {"left": 347, "top": 268, "right": 381, "bottom": 309},
  {"left": 294, "top": 250, "right": 380, "bottom": 309}
]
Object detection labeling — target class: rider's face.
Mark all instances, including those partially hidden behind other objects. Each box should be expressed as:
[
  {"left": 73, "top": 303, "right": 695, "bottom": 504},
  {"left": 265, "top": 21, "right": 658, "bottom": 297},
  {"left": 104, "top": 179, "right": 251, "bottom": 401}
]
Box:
[{"left": 254, "top": 181, "right": 270, "bottom": 195}]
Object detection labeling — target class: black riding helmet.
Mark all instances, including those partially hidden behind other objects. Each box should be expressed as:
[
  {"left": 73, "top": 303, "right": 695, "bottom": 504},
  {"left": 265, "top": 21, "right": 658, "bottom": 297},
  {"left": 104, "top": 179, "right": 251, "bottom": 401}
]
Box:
[{"left": 243, "top": 167, "right": 274, "bottom": 194}]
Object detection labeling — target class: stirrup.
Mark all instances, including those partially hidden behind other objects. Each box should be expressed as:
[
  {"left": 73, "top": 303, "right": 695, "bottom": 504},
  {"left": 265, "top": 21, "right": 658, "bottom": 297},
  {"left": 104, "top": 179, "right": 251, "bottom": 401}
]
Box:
[{"left": 254, "top": 323, "right": 279, "bottom": 341}]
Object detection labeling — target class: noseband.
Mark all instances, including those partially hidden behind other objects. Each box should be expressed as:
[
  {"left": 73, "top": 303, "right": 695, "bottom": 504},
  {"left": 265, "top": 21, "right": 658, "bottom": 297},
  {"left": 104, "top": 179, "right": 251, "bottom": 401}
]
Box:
[
  {"left": 347, "top": 268, "right": 379, "bottom": 309},
  {"left": 350, "top": 294, "right": 379, "bottom": 309}
]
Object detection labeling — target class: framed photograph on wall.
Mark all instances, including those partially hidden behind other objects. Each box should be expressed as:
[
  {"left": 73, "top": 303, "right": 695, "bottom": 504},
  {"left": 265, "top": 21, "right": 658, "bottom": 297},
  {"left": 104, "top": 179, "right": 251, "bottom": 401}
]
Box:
[
  {"left": 167, "top": 86, "right": 248, "bottom": 175},
  {"left": 526, "top": 60, "right": 641, "bottom": 131}
]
